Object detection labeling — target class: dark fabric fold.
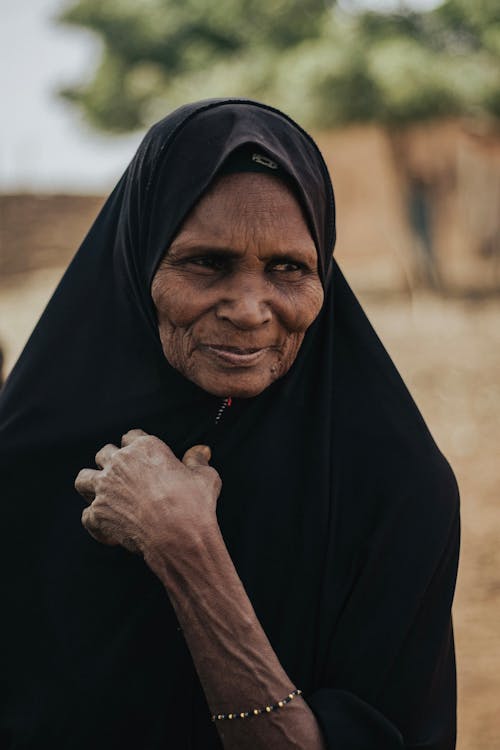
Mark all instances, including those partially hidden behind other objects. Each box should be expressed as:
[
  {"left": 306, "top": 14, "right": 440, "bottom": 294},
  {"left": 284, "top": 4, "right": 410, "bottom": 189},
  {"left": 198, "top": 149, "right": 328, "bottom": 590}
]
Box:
[
  {"left": 0, "top": 99, "right": 459, "bottom": 749},
  {"left": 307, "top": 689, "right": 403, "bottom": 749}
]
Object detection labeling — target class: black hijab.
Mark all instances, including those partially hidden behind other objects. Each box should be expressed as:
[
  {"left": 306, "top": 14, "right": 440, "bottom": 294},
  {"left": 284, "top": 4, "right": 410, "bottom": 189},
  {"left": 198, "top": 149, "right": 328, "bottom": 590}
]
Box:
[{"left": 0, "top": 100, "right": 459, "bottom": 750}]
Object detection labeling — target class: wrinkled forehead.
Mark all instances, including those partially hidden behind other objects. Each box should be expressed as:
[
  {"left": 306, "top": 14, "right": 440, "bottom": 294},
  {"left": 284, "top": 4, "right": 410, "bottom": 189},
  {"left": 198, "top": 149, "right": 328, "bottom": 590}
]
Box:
[
  {"left": 143, "top": 102, "right": 335, "bottom": 286},
  {"left": 169, "top": 171, "right": 319, "bottom": 270}
]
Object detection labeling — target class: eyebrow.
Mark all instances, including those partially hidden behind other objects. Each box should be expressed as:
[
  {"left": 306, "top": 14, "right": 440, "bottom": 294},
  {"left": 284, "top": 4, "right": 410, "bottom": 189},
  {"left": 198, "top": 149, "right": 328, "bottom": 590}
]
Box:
[
  {"left": 168, "top": 241, "right": 317, "bottom": 263},
  {"left": 169, "top": 243, "right": 241, "bottom": 258}
]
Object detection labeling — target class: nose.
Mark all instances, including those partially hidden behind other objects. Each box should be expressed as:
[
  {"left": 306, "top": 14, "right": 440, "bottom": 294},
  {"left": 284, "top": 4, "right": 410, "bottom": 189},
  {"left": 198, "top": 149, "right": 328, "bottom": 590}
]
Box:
[{"left": 215, "top": 278, "right": 272, "bottom": 330}]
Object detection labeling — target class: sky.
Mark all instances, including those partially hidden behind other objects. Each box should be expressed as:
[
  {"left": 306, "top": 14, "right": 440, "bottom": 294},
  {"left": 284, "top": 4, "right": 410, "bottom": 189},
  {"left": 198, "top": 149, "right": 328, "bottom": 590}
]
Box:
[{"left": 1, "top": 0, "right": 443, "bottom": 193}]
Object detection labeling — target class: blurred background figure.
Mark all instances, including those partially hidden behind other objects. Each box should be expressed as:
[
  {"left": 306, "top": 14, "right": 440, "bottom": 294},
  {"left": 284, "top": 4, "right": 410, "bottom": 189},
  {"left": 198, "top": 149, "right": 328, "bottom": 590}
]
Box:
[
  {"left": 1, "top": 1, "right": 499, "bottom": 747},
  {"left": 407, "top": 173, "right": 441, "bottom": 291}
]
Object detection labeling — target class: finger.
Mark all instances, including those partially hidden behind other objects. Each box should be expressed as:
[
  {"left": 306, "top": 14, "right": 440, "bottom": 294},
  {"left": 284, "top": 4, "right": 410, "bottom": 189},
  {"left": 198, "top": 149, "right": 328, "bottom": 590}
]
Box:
[
  {"left": 81, "top": 506, "right": 118, "bottom": 546},
  {"left": 95, "top": 443, "right": 119, "bottom": 469},
  {"left": 81, "top": 507, "right": 139, "bottom": 554},
  {"left": 182, "top": 444, "right": 211, "bottom": 468},
  {"left": 75, "top": 468, "right": 100, "bottom": 504},
  {"left": 121, "top": 431, "right": 177, "bottom": 464},
  {"left": 121, "top": 429, "right": 149, "bottom": 447}
]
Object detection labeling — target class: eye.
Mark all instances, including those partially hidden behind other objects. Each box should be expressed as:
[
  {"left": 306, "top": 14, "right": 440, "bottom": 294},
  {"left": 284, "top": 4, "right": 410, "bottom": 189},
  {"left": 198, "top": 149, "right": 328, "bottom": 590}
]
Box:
[
  {"left": 186, "top": 255, "right": 229, "bottom": 272},
  {"left": 268, "top": 258, "right": 307, "bottom": 273}
]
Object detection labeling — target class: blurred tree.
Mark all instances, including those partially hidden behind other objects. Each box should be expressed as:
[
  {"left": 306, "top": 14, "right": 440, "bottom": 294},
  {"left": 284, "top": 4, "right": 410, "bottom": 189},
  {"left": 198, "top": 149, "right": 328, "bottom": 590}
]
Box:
[
  {"left": 59, "top": 0, "right": 334, "bottom": 131},
  {"left": 59, "top": 0, "right": 500, "bottom": 132}
]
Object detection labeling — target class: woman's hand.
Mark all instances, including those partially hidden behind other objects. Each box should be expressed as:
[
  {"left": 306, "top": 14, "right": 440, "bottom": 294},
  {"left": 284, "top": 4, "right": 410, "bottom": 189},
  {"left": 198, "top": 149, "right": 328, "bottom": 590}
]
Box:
[
  {"left": 74, "top": 429, "right": 222, "bottom": 561},
  {"left": 76, "top": 429, "right": 326, "bottom": 750}
]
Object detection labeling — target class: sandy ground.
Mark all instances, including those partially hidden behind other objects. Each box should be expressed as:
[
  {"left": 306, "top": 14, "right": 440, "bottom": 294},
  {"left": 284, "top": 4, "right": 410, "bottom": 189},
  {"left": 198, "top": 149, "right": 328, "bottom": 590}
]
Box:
[
  {"left": 365, "top": 292, "right": 500, "bottom": 750},
  {"left": 0, "top": 267, "right": 499, "bottom": 749}
]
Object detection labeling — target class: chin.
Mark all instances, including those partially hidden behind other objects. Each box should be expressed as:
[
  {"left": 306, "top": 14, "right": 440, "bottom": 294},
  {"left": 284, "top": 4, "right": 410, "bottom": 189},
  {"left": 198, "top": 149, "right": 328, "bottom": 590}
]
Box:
[
  {"left": 202, "top": 378, "right": 273, "bottom": 399},
  {"left": 190, "top": 370, "right": 277, "bottom": 399}
]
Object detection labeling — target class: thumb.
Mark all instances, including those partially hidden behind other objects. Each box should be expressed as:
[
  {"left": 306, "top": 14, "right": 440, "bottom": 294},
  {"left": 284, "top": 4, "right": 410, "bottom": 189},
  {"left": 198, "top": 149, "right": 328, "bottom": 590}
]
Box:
[{"left": 182, "top": 444, "right": 212, "bottom": 468}]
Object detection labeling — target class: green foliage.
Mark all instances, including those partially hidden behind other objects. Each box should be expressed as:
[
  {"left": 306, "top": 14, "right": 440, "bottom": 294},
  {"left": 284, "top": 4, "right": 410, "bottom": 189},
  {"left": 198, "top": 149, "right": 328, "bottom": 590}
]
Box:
[{"left": 58, "top": 0, "right": 500, "bottom": 132}]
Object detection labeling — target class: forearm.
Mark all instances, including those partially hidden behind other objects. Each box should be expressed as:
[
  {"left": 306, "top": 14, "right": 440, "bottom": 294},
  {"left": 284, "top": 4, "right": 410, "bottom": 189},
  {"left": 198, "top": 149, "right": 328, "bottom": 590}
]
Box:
[{"left": 145, "top": 524, "right": 326, "bottom": 750}]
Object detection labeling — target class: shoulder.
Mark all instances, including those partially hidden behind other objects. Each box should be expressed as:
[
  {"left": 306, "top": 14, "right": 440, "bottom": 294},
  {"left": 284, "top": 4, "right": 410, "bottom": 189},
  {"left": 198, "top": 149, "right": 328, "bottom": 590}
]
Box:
[{"left": 337, "top": 426, "right": 459, "bottom": 563}]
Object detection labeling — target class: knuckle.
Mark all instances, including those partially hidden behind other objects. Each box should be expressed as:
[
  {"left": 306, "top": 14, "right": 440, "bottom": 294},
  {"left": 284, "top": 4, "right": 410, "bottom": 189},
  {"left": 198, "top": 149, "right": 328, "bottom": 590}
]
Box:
[
  {"left": 75, "top": 469, "right": 90, "bottom": 491},
  {"left": 94, "top": 473, "right": 106, "bottom": 493},
  {"left": 81, "top": 506, "right": 93, "bottom": 528},
  {"left": 205, "top": 467, "right": 222, "bottom": 491},
  {"left": 139, "top": 435, "right": 166, "bottom": 455},
  {"left": 147, "top": 435, "right": 162, "bottom": 447},
  {"left": 123, "top": 429, "right": 139, "bottom": 438},
  {"left": 96, "top": 444, "right": 111, "bottom": 460},
  {"left": 122, "top": 428, "right": 146, "bottom": 442},
  {"left": 125, "top": 435, "right": 148, "bottom": 451}
]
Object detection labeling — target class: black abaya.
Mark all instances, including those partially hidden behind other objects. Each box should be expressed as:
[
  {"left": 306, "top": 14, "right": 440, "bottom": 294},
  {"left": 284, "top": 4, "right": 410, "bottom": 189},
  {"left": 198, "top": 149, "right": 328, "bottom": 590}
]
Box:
[{"left": 0, "top": 99, "right": 459, "bottom": 749}]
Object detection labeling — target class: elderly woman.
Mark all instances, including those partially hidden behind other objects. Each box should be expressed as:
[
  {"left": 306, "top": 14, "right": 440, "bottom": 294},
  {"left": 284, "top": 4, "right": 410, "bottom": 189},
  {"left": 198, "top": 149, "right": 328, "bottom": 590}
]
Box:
[{"left": 0, "top": 100, "right": 459, "bottom": 750}]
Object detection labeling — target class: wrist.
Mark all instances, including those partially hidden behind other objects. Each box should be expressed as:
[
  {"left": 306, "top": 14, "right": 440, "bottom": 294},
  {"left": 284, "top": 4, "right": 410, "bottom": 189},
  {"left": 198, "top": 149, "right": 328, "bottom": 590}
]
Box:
[{"left": 142, "top": 516, "right": 223, "bottom": 583}]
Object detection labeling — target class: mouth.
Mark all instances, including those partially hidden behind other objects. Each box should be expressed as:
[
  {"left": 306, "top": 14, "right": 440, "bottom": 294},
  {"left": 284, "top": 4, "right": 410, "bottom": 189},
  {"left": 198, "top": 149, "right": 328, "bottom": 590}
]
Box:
[{"left": 202, "top": 344, "right": 271, "bottom": 367}]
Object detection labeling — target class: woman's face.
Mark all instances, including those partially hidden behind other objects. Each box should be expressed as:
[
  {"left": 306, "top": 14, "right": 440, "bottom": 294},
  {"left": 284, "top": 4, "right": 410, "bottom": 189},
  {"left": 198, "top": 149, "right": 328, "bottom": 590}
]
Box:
[{"left": 151, "top": 172, "right": 324, "bottom": 398}]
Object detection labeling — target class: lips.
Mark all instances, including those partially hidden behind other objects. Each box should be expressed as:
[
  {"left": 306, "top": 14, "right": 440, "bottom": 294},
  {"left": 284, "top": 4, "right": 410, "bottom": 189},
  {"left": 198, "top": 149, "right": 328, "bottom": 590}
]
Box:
[
  {"left": 210, "top": 345, "right": 263, "bottom": 354},
  {"left": 203, "top": 344, "right": 270, "bottom": 367}
]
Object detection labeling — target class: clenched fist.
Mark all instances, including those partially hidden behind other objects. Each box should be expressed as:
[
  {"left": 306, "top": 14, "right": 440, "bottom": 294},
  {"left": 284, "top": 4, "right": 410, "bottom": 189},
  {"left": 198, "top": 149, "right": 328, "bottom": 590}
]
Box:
[{"left": 75, "top": 429, "right": 222, "bottom": 565}]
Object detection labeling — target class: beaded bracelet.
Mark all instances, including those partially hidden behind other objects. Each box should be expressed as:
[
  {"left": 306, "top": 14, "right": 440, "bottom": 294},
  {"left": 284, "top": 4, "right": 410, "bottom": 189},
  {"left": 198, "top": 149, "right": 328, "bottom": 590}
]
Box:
[{"left": 211, "top": 688, "right": 302, "bottom": 721}]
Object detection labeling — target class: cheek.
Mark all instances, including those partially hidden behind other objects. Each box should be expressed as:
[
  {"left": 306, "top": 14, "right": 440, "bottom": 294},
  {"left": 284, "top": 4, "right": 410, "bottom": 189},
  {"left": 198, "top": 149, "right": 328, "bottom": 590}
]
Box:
[
  {"left": 153, "top": 279, "right": 198, "bottom": 328},
  {"left": 151, "top": 275, "right": 202, "bottom": 370},
  {"left": 275, "top": 282, "right": 324, "bottom": 371},
  {"left": 280, "top": 281, "right": 325, "bottom": 333},
  {"left": 152, "top": 264, "right": 218, "bottom": 334}
]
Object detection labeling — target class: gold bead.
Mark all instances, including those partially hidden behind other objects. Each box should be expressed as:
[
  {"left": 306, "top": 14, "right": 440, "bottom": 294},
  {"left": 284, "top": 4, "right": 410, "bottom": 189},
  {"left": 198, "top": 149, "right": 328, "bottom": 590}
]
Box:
[
  {"left": 266, "top": 706, "right": 272, "bottom": 712},
  {"left": 240, "top": 712, "right": 245, "bottom": 718},
  {"left": 228, "top": 714, "right": 233, "bottom": 719},
  {"left": 288, "top": 693, "right": 294, "bottom": 699},
  {"left": 278, "top": 701, "right": 284, "bottom": 707},
  {"left": 253, "top": 709, "right": 259, "bottom": 715},
  {"left": 218, "top": 715, "right": 223, "bottom": 720}
]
